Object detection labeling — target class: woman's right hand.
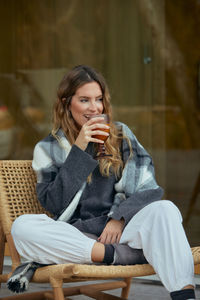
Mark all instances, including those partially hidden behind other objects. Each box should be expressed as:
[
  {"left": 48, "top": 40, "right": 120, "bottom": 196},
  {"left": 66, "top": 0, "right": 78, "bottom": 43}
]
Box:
[{"left": 74, "top": 117, "right": 110, "bottom": 151}]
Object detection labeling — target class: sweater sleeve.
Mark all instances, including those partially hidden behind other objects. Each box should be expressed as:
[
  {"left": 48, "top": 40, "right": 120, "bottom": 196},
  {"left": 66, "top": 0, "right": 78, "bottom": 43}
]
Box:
[
  {"left": 32, "top": 139, "right": 98, "bottom": 217},
  {"left": 110, "top": 123, "right": 164, "bottom": 225}
]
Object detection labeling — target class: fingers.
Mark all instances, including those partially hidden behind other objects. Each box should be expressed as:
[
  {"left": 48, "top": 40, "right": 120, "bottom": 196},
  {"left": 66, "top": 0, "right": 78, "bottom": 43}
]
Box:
[
  {"left": 98, "top": 231, "right": 110, "bottom": 244},
  {"left": 75, "top": 120, "right": 110, "bottom": 150},
  {"left": 85, "top": 122, "right": 110, "bottom": 132},
  {"left": 98, "top": 232, "right": 121, "bottom": 244},
  {"left": 110, "top": 233, "right": 119, "bottom": 244},
  {"left": 98, "top": 234, "right": 106, "bottom": 244},
  {"left": 82, "top": 122, "right": 110, "bottom": 143},
  {"left": 90, "top": 129, "right": 109, "bottom": 144},
  {"left": 84, "top": 129, "right": 109, "bottom": 144},
  {"left": 85, "top": 116, "right": 109, "bottom": 129},
  {"left": 116, "top": 233, "right": 121, "bottom": 244},
  {"left": 98, "top": 219, "right": 124, "bottom": 245},
  {"left": 87, "top": 116, "right": 104, "bottom": 125},
  {"left": 90, "top": 138, "right": 104, "bottom": 144},
  {"left": 89, "top": 128, "right": 109, "bottom": 135},
  {"left": 82, "top": 120, "right": 109, "bottom": 133}
]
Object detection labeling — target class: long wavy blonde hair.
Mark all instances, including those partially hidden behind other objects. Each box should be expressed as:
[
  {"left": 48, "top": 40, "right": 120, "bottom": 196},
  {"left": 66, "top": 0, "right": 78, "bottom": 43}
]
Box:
[{"left": 52, "top": 65, "right": 127, "bottom": 179}]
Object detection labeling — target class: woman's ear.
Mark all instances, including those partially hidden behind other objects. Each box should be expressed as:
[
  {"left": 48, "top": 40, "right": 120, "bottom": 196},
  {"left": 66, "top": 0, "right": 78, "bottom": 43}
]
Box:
[
  {"left": 62, "top": 97, "right": 72, "bottom": 109},
  {"left": 62, "top": 97, "right": 67, "bottom": 105}
]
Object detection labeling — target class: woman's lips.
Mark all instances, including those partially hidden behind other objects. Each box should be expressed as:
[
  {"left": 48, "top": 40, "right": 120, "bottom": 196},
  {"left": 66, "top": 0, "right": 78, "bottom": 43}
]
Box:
[
  {"left": 84, "top": 114, "right": 102, "bottom": 119},
  {"left": 84, "top": 114, "right": 98, "bottom": 120}
]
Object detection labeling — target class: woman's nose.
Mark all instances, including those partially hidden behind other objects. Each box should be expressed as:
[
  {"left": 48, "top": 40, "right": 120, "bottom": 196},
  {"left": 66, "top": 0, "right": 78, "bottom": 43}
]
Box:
[{"left": 89, "top": 100, "right": 98, "bottom": 111}]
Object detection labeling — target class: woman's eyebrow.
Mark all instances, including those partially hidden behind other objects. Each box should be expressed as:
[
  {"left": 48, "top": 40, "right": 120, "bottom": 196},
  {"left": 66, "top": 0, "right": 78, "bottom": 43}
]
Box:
[
  {"left": 78, "top": 94, "right": 103, "bottom": 99},
  {"left": 78, "top": 96, "right": 90, "bottom": 99}
]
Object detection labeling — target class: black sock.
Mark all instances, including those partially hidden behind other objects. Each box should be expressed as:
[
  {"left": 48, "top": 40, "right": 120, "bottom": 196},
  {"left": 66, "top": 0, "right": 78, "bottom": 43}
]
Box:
[
  {"left": 102, "top": 244, "right": 115, "bottom": 264},
  {"left": 170, "top": 289, "right": 195, "bottom": 300}
]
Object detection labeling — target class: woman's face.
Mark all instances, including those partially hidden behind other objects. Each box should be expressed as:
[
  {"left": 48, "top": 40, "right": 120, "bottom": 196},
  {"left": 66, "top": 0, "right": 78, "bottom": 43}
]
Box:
[{"left": 69, "top": 81, "right": 104, "bottom": 127}]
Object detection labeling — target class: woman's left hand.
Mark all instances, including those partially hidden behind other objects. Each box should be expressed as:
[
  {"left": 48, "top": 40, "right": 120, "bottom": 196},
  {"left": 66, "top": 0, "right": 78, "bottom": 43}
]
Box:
[{"left": 98, "top": 218, "right": 125, "bottom": 244}]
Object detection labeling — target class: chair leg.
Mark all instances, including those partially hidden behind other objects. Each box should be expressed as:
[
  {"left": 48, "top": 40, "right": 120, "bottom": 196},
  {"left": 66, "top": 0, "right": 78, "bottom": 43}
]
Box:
[
  {"left": 121, "top": 277, "right": 132, "bottom": 299},
  {"left": 0, "top": 221, "right": 6, "bottom": 287},
  {"left": 6, "top": 233, "right": 21, "bottom": 270},
  {"left": 53, "top": 287, "right": 65, "bottom": 300},
  {"left": 50, "top": 278, "right": 65, "bottom": 300}
]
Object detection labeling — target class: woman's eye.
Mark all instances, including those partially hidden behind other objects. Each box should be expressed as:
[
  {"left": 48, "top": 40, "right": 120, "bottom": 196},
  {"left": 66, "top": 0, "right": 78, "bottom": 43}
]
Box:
[
  {"left": 80, "top": 99, "right": 88, "bottom": 103},
  {"left": 97, "top": 98, "right": 103, "bottom": 102}
]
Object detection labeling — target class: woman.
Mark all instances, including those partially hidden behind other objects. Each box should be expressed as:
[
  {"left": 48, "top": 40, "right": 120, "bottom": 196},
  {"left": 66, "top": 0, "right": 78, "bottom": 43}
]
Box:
[{"left": 11, "top": 65, "right": 195, "bottom": 299}]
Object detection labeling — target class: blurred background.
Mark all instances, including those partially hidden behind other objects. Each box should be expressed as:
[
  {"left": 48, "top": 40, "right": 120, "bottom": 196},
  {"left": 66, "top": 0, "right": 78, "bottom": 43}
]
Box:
[{"left": 0, "top": 0, "right": 199, "bottom": 246}]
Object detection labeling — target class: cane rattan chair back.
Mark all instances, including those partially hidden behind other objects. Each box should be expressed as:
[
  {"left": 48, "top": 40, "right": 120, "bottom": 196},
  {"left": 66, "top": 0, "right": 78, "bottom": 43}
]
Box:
[
  {"left": 0, "top": 160, "right": 48, "bottom": 234},
  {"left": 0, "top": 160, "right": 200, "bottom": 300}
]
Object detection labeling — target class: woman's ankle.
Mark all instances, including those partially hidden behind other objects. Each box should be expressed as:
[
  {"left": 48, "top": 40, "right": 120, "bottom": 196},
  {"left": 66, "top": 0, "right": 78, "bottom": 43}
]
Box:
[
  {"left": 91, "top": 242, "right": 115, "bottom": 264},
  {"left": 91, "top": 242, "right": 105, "bottom": 262},
  {"left": 182, "top": 285, "right": 195, "bottom": 290}
]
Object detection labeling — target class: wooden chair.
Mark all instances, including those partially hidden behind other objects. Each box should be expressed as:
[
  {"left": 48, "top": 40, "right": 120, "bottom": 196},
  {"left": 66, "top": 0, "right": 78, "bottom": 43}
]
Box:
[{"left": 0, "top": 160, "right": 200, "bottom": 300}]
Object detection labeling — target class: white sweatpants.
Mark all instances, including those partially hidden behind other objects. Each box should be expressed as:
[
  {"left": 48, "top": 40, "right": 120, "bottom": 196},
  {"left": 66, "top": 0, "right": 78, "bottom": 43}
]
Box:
[{"left": 11, "top": 200, "right": 194, "bottom": 292}]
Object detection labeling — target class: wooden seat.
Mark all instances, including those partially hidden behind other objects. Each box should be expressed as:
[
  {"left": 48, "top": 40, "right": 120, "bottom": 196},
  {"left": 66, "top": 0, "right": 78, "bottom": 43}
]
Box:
[{"left": 0, "top": 160, "right": 200, "bottom": 300}]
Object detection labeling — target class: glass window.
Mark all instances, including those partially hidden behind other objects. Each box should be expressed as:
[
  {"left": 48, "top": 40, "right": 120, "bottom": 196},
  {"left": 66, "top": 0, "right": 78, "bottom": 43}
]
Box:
[{"left": 0, "top": 0, "right": 199, "bottom": 246}]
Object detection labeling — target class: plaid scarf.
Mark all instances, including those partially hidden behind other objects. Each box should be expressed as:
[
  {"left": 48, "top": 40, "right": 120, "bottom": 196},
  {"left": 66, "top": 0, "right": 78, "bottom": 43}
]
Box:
[{"left": 7, "top": 262, "right": 46, "bottom": 293}]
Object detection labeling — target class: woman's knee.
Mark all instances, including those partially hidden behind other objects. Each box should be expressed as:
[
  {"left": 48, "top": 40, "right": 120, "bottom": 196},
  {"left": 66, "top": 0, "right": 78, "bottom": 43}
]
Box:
[
  {"left": 11, "top": 214, "right": 40, "bottom": 241},
  {"left": 152, "top": 200, "right": 182, "bottom": 222}
]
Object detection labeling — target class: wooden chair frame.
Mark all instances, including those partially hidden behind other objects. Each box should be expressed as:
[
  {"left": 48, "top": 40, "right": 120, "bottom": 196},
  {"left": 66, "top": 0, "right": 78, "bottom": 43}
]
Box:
[{"left": 0, "top": 160, "right": 200, "bottom": 300}]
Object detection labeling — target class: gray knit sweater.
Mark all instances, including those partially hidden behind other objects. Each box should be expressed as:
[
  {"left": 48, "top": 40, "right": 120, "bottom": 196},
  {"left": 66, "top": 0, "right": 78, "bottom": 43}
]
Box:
[{"left": 32, "top": 122, "right": 163, "bottom": 236}]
